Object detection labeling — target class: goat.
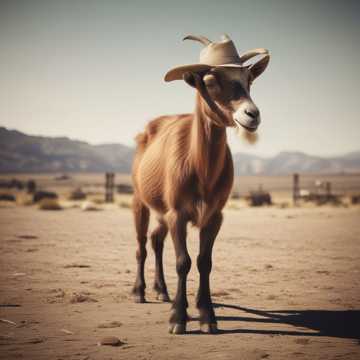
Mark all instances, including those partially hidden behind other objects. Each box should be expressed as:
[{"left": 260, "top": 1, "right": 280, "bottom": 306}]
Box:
[{"left": 131, "top": 34, "right": 270, "bottom": 334}]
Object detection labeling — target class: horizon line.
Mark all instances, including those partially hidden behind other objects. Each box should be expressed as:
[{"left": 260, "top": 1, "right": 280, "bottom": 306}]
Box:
[{"left": 1, "top": 125, "right": 359, "bottom": 159}]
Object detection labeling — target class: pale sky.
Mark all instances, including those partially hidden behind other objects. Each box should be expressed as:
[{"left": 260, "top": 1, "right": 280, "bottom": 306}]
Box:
[{"left": 0, "top": 0, "right": 359, "bottom": 156}]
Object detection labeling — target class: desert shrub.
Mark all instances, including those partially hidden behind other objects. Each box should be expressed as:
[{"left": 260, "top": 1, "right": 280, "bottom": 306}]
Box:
[
  {"left": 91, "top": 197, "right": 105, "bottom": 205},
  {"left": 0, "top": 193, "right": 16, "bottom": 202},
  {"left": 231, "top": 191, "right": 241, "bottom": 200},
  {"left": 68, "top": 187, "right": 86, "bottom": 200},
  {"left": 33, "top": 191, "right": 58, "bottom": 203},
  {"left": 226, "top": 201, "right": 240, "bottom": 210},
  {"left": 118, "top": 200, "right": 131, "bottom": 209},
  {"left": 38, "top": 198, "right": 63, "bottom": 210},
  {"left": 16, "top": 193, "right": 34, "bottom": 206}
]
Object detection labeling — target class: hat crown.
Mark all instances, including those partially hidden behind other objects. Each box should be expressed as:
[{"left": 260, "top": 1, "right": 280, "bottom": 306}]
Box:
[
  {"left": 164, "top": 34, "right": 269, "bottom": 82},
  {"left": 199, "top": 38, "right": 242, "bottom": 66}
]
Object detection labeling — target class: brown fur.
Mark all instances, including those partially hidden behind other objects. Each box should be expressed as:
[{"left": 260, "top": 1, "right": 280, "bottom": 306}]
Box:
[
  {"left": 132, "top": 94, "right": 233, "bottom": 226},
  {"left": 131, "top": 61, "right": 268, "bottom": 334},
  {"left": 131, "top": 90, "right": 234, "bottom": 334}
]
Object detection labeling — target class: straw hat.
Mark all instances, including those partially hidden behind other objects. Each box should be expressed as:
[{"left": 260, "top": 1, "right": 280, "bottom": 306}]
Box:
[{"left": 164, "top": 34, "right": 269, "bottom": 82}]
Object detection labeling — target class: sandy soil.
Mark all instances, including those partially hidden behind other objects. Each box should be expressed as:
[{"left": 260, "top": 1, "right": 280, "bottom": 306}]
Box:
[{"left": 0, "top": 204, "right": 360, "bottom": 360}]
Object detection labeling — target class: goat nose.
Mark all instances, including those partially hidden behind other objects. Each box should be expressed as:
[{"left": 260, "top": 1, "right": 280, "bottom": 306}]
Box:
[{"left": 244, "top": 108, "right": 259, "bottom": 119}]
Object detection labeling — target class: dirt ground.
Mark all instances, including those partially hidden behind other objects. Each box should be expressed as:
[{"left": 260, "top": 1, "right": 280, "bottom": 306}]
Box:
[{"left": 0, "top": 204, "right": 360, "bottom": 360}]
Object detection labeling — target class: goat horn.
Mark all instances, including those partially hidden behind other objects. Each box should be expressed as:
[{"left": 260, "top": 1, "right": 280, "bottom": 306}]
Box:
[
  {"left": 239, "top": 48, "right": 269, "bottom": 64},
  {"left": 221, "top": 34, "right": 231, "bottom": 42},
  {"left": 183, "top": 35, "right": 212, "bottom": 46}
]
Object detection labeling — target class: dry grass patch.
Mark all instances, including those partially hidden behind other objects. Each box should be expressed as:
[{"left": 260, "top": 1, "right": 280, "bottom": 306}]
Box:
[
  {"left": 38, "top": 198, "right": 63, "bottom": 211},
  {"left": 16, "top": 193, "right": 34, "bottom": 206}
]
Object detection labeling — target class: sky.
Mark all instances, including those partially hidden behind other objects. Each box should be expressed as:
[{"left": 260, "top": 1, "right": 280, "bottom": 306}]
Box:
[{"left": 0, "top": 0, "right": 359, "bottom": 157}]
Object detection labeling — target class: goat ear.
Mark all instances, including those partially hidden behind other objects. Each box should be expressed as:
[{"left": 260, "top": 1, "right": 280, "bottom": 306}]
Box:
[
  {"left": 249, "top": 55, "right": 270, "bottom": 81},
  {"left": 183, "top": 72, "right": 198, "bottom": 88}
]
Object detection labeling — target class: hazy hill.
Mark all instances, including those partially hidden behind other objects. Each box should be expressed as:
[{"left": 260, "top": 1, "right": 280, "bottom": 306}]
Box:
[
  {"left": 233, "top": 151, "right": 360, "bottom": 175},
  {"left": 0, "top": 127, "right": 133, "bottom": 173},
  {"left": 1, "top": 126, "right": 359, "bottom": 175}
]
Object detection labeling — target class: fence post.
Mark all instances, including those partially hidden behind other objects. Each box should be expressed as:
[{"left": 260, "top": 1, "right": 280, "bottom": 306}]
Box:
[
  {"left": 293, "top": 173, "right": 300, "bottom": 205},
  {"left": 27, "top": 180, "right": 36, "bottom": 194},
  {"left": 325, "top": 181, "right": 332, "bottom": 199},
  {"left": 105, "top": 172, "right": 115, "bottom": 203}
]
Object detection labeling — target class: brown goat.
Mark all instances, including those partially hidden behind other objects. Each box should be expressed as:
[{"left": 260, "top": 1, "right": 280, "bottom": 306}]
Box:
[{"left": 131, "top": 37, "right": 269, "bottom": 334}]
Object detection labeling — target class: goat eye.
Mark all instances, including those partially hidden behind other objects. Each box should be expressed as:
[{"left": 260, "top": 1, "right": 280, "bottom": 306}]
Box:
[{"left": 231, "top": 81, "right": 247, "bottom": 100}]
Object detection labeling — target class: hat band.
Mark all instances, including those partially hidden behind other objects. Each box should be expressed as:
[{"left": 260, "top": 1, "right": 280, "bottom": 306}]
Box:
[{"left": 200, "top": 55, "right": 242, "bottom": 66}]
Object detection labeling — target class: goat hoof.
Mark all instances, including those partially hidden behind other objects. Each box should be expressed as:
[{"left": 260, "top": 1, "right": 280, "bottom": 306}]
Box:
[
  {"left": 168, "top": 323, "right": 186, "bottom": 335},
  {"left": 133, "top": 295, "right": 146, "bottom": 303},
  {"left": 157, "top": 293, "right": 171, "bottom": 302},
  {"left": 200, "top": 323, "right": 218, "bottom": 334}
]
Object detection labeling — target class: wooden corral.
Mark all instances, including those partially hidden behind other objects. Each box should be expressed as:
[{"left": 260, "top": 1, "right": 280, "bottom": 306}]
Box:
[
  {"left": 117, "top": 183, "right": 133, "bottom": 194},
  {"left": 301, "top": 192, "right": 342, "bottom": 205},
  {"left": 293, "top": 174, "right": 343, "bottom": 205}
]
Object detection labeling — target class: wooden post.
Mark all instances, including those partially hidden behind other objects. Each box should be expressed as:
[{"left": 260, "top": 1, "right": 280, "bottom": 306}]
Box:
[
  {"left": 26, "top": 179, "right": 36, "bottom": 194},
  {"left": 293, "top": 173, "right": 300, "bottom": 205},
  {"left": 105, "top": 172, "right": 115, "bottom": 203},
  {"left": 325, "top": 181, "right": 332, "bottom": 199}
]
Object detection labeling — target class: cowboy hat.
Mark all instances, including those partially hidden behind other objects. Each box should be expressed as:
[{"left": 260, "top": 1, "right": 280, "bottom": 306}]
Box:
[{"left": 164, "top": 34, "right": 269, "bottom": 82}]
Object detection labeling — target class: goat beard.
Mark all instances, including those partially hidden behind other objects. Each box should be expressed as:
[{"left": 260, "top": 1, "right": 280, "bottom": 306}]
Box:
[{"left": 235, "top": 126, "right": 259, "bottom": 144}]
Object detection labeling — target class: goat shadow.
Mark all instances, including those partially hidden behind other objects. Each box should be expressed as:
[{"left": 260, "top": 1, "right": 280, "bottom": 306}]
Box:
[{"left": 189, "top": 303, "right": 360, "bottom": 340}]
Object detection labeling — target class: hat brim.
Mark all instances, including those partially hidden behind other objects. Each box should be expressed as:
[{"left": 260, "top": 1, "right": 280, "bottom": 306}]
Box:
[{"left": 164, "top": 63, "right": 243, "bottom": 82}]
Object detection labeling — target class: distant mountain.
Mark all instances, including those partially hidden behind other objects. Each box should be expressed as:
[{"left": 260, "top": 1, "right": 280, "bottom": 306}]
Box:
[
  {"left": 1, "top": 126, "right": 359, "bottom": 175},
  {"left": 0, "top": 127, "right": 133, "bottom": 173},
  {"left": 233, "top": 151, "right": 360, "bottom": 175}
]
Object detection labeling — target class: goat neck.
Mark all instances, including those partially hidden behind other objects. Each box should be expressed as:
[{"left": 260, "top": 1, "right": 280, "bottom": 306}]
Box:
[{"left": 190, "top": 92, "right": 227, "bottom": 197}]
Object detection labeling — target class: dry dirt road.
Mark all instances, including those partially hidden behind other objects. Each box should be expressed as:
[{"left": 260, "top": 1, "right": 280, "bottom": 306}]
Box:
[{"left": 0, "top": 205, "right": 359, "bottom": 360}]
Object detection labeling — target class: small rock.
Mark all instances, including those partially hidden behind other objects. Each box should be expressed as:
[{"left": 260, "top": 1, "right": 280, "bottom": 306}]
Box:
[
  {"left": 64, "top": 263, "right": 91, "bottom": 269},
  {"left": 25, "top": 337, "right": 45, "bottom": 344},
  {"left": 17, "top": 235, "right": 38, "bottom": 240},
  {"left": 98, "top": 336, "right": 123, "bottom": 346},
  {"left": 97, "top": 321, "right": 123, "bottom": 329},
  {"left": 0, "top": 318, "right": 17, "bottom": 325},
  {"left": 12, "top": 272, "right": 27, "bottom": 277},
  {"left": 69, "top": 292, "right": 98, "bottom": 304}
]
